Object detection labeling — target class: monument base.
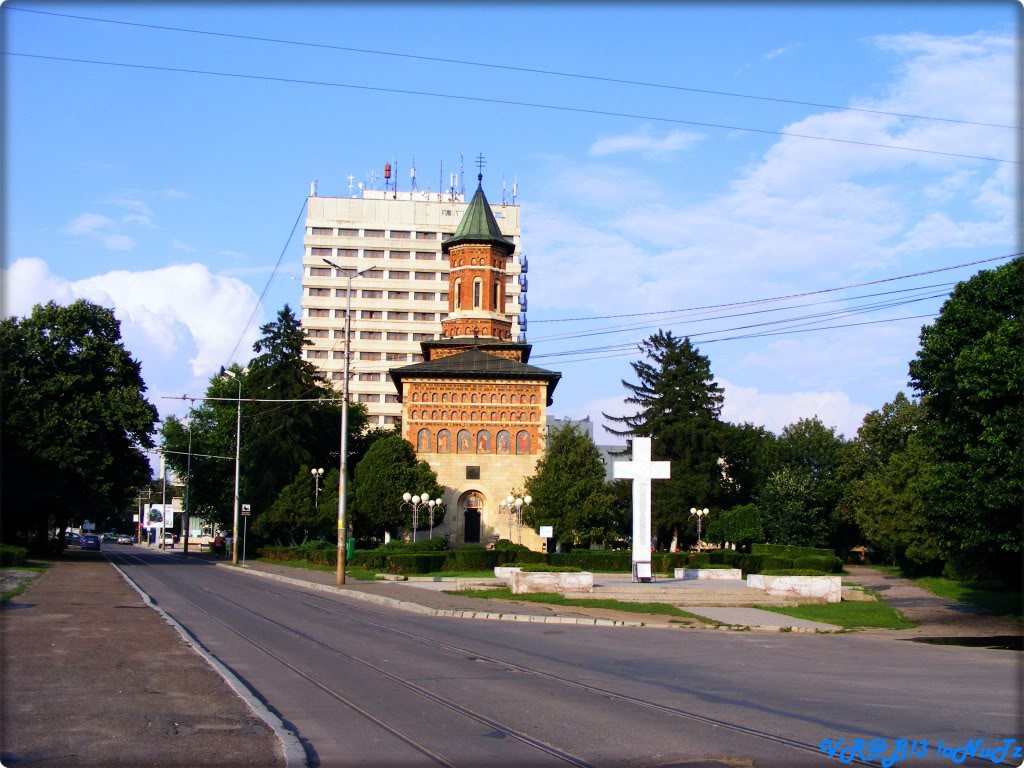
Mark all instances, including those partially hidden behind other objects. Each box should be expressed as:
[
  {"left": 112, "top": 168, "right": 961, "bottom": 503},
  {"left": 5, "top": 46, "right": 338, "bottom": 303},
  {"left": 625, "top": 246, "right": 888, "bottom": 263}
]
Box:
[{"left": 632, "top": 561, "right": 653, "bottom": 583}]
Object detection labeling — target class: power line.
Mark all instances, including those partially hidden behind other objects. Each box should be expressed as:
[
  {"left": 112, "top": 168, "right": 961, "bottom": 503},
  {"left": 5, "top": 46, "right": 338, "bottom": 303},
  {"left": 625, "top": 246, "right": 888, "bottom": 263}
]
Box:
[
  {"left": 5, "top": 51, "right": 1016, "bottom": 166},
  {"left": 5, "top": 6, "right": 1017, "bottom": 131},
  {"left": 532, "top": 252, "right": 1021, "bottom": 324}
]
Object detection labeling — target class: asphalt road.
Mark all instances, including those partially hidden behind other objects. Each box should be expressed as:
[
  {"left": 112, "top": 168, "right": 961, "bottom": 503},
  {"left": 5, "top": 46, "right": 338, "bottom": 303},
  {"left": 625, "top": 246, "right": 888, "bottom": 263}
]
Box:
[{"left": 105, "top": 549, "right": 1022, "bottom": 768}]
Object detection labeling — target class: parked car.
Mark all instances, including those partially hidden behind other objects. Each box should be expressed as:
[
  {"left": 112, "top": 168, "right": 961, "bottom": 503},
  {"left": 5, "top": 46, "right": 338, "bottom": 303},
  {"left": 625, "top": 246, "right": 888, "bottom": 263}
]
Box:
[
  {"left": 162, "top": 533, "right": 175, "bottom": 548},
  {"left": 101, "top": 532, "right": 117, "bottom": 542},
  {"left": 116, "top": 534, "right": 134, "bottom": 545},
  {"left": 80, "top": 534, "right": 101, "bottom": 551},
  {"left": 63, "top": 532, "right": 80, "bottom": 546}
]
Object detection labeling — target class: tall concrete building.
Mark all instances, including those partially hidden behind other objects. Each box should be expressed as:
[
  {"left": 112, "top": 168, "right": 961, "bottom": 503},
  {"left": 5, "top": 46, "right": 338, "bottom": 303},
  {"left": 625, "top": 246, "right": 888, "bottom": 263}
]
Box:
[{"left": 300, "top": 186, "right": 526, "bottom": 428}]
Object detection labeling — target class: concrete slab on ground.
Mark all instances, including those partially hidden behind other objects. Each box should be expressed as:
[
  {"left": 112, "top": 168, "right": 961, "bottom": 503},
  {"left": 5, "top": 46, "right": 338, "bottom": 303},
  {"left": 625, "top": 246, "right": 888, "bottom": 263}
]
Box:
[{"left": 686, "top": 607, "right": 841, "bottom": 631}]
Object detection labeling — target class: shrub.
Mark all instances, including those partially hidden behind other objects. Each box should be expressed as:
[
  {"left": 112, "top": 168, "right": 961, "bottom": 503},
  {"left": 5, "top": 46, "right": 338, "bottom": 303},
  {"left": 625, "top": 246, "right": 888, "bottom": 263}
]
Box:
[
  {"left": 683, "top": 563, "right": 735, "bottom": 570},
  {"left": 0, "top": 544, "right": 28, "bottom": 567},
  {"left": 384, "top": 553, "right": 448, "bottom": 574},
  {"left": 519, "top": 563, "right": 582, "bottom": 573},
  {"left": 794, "top": 555, "right": 844, "bottom": 574},
  {"left": 495, "top": 549, "right": 546, "bottom": 566},
  {"left": 760, "top": 556, "right": 794, "bottom": 571},
  {"left": 378, "top": 537, "right": 448, "bottom": 554},
  {"left": 734, "top": 554, "right": 765, "bottom": 575},
  {"left": 446, "top": 548, "right": 497, "bottom": 571},
  {"left": 548, "top": 551, "right": 632, "bottom": 572},
  {"left": 759, "top": 569, "right": 831, "bottom": 576},
  {"left": 752, "top": 543, "right": 834, "bottom": 559},
  {"left": 494, "top": 539, "right": 531, "bottom": 552}
]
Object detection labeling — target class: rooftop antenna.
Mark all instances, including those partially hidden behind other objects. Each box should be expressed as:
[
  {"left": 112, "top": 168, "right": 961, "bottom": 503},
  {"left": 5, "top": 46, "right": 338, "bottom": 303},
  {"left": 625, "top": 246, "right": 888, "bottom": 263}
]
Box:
[
  {"left": 383, "top": 161, "right": 393, "bottom": 194},
  {"left": 368, "top": 169, "right": 378, "bottom": 190},
  {"left": 512, "top": 174, "right": 518, "bottom": 204},
  {"left": 501, "top": 176, "right": 507, "bottom": 205},
  {"left": 449, "top": 172, "right": 458, "bottom": 201},
  {"left": 459, "top": 153, "right": 465, "bottom": 196},
  {"left": 438, "top": 160, "right": 443, "bottom": 202},
  {"left": 346, "top": 174, "right": 355, "bottom": 197},
  {"left": 410, "top": 156, "right": 418, "bottom": 191},
  {"left": 310, "top": 179, "right": 318, "bottom": 197}
]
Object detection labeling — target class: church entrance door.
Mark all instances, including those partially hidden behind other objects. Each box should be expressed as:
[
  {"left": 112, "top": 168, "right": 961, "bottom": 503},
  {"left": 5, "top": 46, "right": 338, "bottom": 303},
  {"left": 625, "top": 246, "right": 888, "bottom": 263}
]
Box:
[{"left": 464, "top": 510, "right": 481, "bottom": 543}]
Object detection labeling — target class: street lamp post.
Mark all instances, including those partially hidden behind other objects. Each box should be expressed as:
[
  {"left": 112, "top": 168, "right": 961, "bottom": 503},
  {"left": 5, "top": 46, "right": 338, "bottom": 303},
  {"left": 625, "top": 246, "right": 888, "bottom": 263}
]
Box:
[
  {"left": 311, "top": 467, "right": 325, "bottom": 512},
  {"left": 689, "top": 507, "right": 710, "bottom": 550},
  {"left": 499, "top": 495, "right": 516, "bottom": 540},
  {"left": 516, "top": 495, "right": 533, "bottom": 545},
  {"left": 324, "top": 258, "right": 375, "bottom": 587},
  {"left": 183, "top": 414, "right": 192, "bottom": 554},
  {"left": 220, "top": 366, "right": 248, "bottom": 565},
  {"left": 428, "top": 497, "right": 443, "bottom": 540}
]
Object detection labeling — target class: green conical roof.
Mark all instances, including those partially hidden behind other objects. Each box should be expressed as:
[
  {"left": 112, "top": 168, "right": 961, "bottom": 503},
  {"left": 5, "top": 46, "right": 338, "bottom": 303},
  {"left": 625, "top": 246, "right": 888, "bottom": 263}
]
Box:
[{"left": 443, "top": 179, "right": 514, "bottom": 253}]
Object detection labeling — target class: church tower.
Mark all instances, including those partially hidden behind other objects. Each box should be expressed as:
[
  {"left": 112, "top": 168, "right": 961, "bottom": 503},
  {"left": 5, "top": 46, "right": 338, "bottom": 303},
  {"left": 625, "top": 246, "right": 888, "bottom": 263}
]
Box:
[{"left": 389, "top": 170, "right": 560, "bottom": 548}]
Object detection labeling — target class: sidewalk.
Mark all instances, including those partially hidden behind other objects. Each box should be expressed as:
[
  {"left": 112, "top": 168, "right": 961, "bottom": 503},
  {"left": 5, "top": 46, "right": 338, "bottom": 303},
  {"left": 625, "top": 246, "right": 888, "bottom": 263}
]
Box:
[
  {"left": 0, "top": 550, "right": 285, "bottom": 767},
  {"left": 228, "top": 560, "right": 841, "bottom": 632},
  {"left": 844, "top": 565, "right": 1022, "bottom": 637}
]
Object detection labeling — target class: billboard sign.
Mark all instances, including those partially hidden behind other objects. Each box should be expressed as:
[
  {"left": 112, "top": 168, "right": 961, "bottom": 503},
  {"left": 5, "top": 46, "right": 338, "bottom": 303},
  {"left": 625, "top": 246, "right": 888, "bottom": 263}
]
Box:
[{"left": 146, "top": 504, "right": 174, "bottom": 530}]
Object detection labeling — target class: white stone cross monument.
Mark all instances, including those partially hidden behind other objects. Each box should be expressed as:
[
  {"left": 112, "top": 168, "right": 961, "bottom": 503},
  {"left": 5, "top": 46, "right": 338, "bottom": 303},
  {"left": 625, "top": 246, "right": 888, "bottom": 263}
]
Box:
[{"left": 613, "top": 437, "right": 671, "bottom": 582}]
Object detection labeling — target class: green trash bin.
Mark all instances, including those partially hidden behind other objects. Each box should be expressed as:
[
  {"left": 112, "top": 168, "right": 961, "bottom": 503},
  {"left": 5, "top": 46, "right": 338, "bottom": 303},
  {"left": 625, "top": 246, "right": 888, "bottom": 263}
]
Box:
[{"left": 346, "top": 537, "right": 355, "bottom": 561}]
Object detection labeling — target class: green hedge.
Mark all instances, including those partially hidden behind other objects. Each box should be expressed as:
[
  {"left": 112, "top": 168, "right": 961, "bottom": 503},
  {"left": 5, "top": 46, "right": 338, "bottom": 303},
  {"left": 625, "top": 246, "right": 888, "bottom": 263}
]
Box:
[
  {"left": 548, "top": 551, "right": 633, "bottom": 572},
  {"left": 446, "top": 548, "right": 498, "bottom": 571},
  {"left": 519, "top": 563, "right": 582, "bottom": 573},
  {"left": 385, "top": 553, "right": 449, "bottom": 574},
  {"left": 760, "top": 569, "right": 831, "bottom": 576},
  {"left": 761, "top": 556, "right": 795, "bottom": 571},
  {"left": 0, "top": 544, "right": 28, "bottom": 567},
  {"left": 794, "top": 555, "right": 844, "bottom": 574},
  {"left": 751, "top": 544, "right": 834, "bottom": 559},
  {"left": 377, "top": 537, "right": 448, "bottom": 554}
]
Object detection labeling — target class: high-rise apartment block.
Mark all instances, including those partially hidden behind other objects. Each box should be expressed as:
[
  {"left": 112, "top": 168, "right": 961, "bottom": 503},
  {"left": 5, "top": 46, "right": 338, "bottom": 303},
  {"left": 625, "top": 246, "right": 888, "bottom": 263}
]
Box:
[{"left": 300, "top": 188, "right": 526, "bottom": 428}]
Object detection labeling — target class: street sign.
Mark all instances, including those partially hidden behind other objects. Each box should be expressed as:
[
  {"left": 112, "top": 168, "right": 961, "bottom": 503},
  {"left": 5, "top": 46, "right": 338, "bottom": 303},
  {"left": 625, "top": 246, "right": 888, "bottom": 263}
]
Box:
[
  {"left": 539, "top": 525, "right": 553, "bottom": 538},
  {"left": 132, "top": 514, "right": 139, "bottom": 523},
  {"left": 241, "top": 503, "right": 251, "bottom": 516}
]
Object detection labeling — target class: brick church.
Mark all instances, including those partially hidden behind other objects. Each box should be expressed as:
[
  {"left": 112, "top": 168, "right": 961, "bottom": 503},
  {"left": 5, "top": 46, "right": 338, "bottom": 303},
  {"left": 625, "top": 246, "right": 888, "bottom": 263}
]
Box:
[{"left": 389, "top": 174, "right": 560, "bottom": 549}]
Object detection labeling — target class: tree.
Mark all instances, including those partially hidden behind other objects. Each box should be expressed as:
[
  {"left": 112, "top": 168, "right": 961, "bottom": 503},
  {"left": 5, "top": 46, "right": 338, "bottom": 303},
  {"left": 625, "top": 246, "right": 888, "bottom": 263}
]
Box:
[
  {"left": 757, "top": 466, "right": 831, "bottom": 547},
  {"left": 522, "top": 423, "right": 618, "bottom": 547},
  {"left": 908, "top": 258, "right": 1023, "bottom": 580},
  {"left": 774, "top": 417, "right": 848, "bottom": 549},
  {"left": 253, "top": 465, "right": 339, "bottom": 545},
  {"left": 352, "top": 435, "right": 444, "bottom": 538},
  {"left": 706, "top": 503, "right": 764, "bottom": 549},
  {"left": 604, "top": 331, "right": 726, "bottom": 549},
  {"left": 0, "top": 300, "right": 158, "bottom": 549},
  {"left": 718, "top": 422, "right": 779, "bottom": 506}
]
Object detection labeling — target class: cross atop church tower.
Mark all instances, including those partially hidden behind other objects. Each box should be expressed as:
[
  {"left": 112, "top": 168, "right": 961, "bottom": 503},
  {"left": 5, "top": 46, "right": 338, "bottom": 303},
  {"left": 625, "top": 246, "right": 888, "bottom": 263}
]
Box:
[{"left": 475, "top": 153, "right": 486, "bottom": 186}]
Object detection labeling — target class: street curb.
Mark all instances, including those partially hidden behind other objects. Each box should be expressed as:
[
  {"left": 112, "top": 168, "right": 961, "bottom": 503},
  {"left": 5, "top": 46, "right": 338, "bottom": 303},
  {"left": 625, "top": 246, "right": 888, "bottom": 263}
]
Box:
[
  {"left": 109, "top": 560, "right": 308, "bottom": 768},
  {"left": 216, "top": 563, "right": 843, "bottom": 634}
]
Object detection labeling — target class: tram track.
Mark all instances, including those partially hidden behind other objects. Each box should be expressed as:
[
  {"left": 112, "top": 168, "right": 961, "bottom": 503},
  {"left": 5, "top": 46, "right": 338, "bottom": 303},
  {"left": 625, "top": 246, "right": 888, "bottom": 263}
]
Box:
[{"left": 107, "top": 550, "right": 594, "bottom": 768}]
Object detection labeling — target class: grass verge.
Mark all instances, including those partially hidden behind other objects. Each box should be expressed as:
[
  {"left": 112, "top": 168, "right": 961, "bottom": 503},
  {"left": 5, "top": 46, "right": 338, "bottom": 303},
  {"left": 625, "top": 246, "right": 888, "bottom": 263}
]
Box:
[
  {"left": 446, "top": 587, "right": 716, "bottom": 625},
  {"left": 254, "top": 558, "right": 378, "bottom": 581},
  {"left": 762, "top": 601, "right": 915, "bottom": 629},
  {"left": 1, "top": 561, "right": 51, "bottom": 602},
  {"left": 912, "top": 577, "right": 1022, "bottom": 623}
]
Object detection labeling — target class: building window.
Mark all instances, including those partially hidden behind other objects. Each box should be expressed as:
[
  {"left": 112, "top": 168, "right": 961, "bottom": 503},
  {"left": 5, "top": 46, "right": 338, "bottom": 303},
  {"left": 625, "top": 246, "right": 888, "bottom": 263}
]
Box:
[
  {"left": 307, "top": 350, "right": 327, "bottom": 359},
  {"left": 308, "top": 308, "right": 329, "bottom": 317},
  {"left": 309, "top": 267, "right": 331, "bottom": 277},
  {"left": 338, "top": 228, "right": 358, "bottom": 236},
  {"left": 439, "top": 313, "right": 448, "bottom": 320},
  {"left": 411, "top": 354, "right": 424, "bottom": 362},
  {"left": 413, "top": 312, "right": 434, "bottom": 321},
  {"left": 331, "top": 371, "right": 344, "bottom": 380},
  {"left": 311, "top": 247, "right": 331, "bottom": 256},
  {"left": 362, "top": 290, "right": 383, "bottom": 299},
  {"left": 442, "top": 233, "right": 452, "bottom": 241},
  {"left": 440, "top": 252, "right": 449, "bottom": 261},
  {"left": 359, "top": 373, "right": 381, "bottom": 382},
  {"left": 335, "top": 289, "right": 350, "bottom": 297},
  {"left": 357, "top": 393, "right": 381, "bottom": 403},
  {"left": 332, "top": 351, "right": 344, "bottom": 359},
  {"left": 466, "top": 466, "right": 480, "bottom": 480},
  {"left": 306, "top": 328, "right": 329, "bottom": 338},
  {"left": 309, "top": 287, "right": 330, "bottom": 297},
  {"left": 473, "top": 279, "right": 482, "bottom": 309},
  {"left": 416, "top": 232, "right": 436, "bottom": 240},
  {"left": 415, "top": 252, "right": 435, "bottom": 260},
  {"left": 338, "top": 248, "right": 357, "bottom": 258},
  {"left": 359, "top": 352, "right": 381, "bottom": 360},
  {"left": 414, "top": 292, "right": 434, "bottom": 301},
  {"left": 360, "top": 331, "right": 382, "bottom": 340},
  {"left": 388, "top": 291, "right": 409, "bottom": 300},
  {"left": 389, "top": 271, "right": 409, "bottom": 280},
  {"left": 415, "top": 272, "right": 435, "bottom": 281},
  {"left": 387, "top": 332, "right": 407, "bottom": 341},
  {"left": 385, "top": 394, "right": 400, "bottom": 403},
  {"left": 364, "top": 250, "right": 384, "bottom": 259},
  {"left": 311, "top": 227, "right": 333, "bottom": 236},
  {"left": 440, "top": 293, "right": 448, "bottom": 302},
  {"left": 412, "top": 333, "right": 434, "bottom": 341},
  {"left": 505, "top": 275, "right": 514, "bottom": 284},
  {"left": 388, "top": 311, "right": 408, "bottom": 320},
  {"left": 386, "top": 352, "right": 406, "bottom": 362},
  {"left": 493, "top": 282, "right": 499, "bottom": 309},
  {"left": 454, "top": 279, "right": 462, "bottom": 310},
  {"left": 364, "top": 229, "right": 384, "bottom": 238},
  {"left": 361, "top": 310, "right": 382, "bottom": 320},
  {"left": 389, "top": 230, "right": 410, "bottom": 239},
  {"left": 383, "top": 415, "right": 399, "bottom": 425},
  {"left": 389, "top": 250, "right": 410, "bottom": 259},
  {"left": 364, "top": 269, "right": 384, "bottom": 279}
]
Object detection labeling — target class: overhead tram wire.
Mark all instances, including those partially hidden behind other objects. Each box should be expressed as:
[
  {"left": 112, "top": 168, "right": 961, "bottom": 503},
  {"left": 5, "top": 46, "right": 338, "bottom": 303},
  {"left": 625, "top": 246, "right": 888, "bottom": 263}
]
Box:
[
  {"left": 5, "top": 5, "right": 1018, "bottom": 131},
  {"left": 531, "top": 252, "right": 1021, "bottom": 324},
  {"left": 4, "top": 52, "right": 1017, "bottom": 166}
]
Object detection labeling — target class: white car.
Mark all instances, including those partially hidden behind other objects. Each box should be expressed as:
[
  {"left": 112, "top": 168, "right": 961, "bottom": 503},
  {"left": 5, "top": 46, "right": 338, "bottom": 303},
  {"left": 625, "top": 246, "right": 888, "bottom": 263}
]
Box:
[
  {"left": 116, "top": 534, "right": 134, "bottom": 545},
  {"left": 162, "top": 533, "right": 175, "bottom": 548}
]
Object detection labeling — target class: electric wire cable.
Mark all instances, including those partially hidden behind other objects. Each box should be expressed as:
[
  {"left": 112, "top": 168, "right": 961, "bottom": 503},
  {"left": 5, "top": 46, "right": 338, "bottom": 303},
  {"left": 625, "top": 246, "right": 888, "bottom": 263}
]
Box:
[
  {"left": 4, "top": 51, "right": 1016, "bottom": 165},
  {"left": 5, "top": 5, "right": 1017, "bottom": 130}
]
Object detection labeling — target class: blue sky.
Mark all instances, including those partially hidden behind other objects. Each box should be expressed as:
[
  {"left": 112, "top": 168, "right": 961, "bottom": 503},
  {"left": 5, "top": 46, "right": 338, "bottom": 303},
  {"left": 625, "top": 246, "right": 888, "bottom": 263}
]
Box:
[{"left": 4, "top": 2, "right": 1018, "bottom": 441}]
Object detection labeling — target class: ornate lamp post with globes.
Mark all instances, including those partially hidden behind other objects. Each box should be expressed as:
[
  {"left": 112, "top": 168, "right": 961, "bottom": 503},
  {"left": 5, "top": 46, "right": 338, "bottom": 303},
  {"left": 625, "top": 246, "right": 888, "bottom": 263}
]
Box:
[
  {"left": 689, "top": 507, "right": 710, "bottom": 550},
  {"left": 401, "top": 492, "right": 444, "bottom": 543},
  {"left": 311, "top": 467, "right": 325, "bottom": 512}
]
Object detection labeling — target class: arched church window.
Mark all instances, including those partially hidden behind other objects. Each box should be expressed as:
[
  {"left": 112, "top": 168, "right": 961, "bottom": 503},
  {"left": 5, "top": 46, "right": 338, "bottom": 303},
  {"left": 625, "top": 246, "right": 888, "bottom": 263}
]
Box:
[
  {"left": 530, "top": 394, "right": 537, "bottom": 404},
  {"left": 501, "top": 394, "right": 507, "bottom": 404},
  {"left": 477, "top": 430, "right": 491, "bottom": 453},
  {"left": 442, "top": 393, "right": 449, "bottom": 403},
  {"left": 516, "top": 431, "right": 530, "bottom": 455},
  {"left": 417, "top": 429, "right": 431, "bottom": 453},
  {"left": 473, "top": 279, "right": 482, "bottom": 309},
  {"left": 437, "top": 429, "right": 451, "bottom": 453},
  {"left": 431, "top": 393, "right": 438, "bottom": 402},
  {"left": 471, "top": 411, "right": 478, "bottom": 421},
  {"left": 492, "top": 282, "right": 499, "bottom": 310},
  {"left": 412, "top": 392, "right": 419, "bottom": 401},
  {"left": 510, "top": 394, "right": 518, "bottom": 404},
  {"left": 461, "top": 394, "right": 468, "bottom": 404},
  {"left": 431, "top": 410, "right": 438, "bottom": 419},
  {"left": 454, "top": 279, "right": 462, "bottom": 310},
  {"left": 457, "top": 430, "right": 473, "bottom": 453}
]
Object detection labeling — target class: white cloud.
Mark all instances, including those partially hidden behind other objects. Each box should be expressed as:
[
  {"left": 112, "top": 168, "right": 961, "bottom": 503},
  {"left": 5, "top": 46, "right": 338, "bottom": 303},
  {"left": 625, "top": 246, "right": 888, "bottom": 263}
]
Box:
[
  {"left": 172, "top": 239, "right": 195, "bottom": 252},
  {"left": 66, "top": 213, "right": 113, "bottom": 235},
  {"left": 719, "top": 378, "right": 870, "bottom": 437},
  {"left": 3, "top": 258, "right": 262, "bottom": 377},
  {"left": 122, "top": 213, "right": 154, "bottom": 227},
  {"left": 590, "top": 128, "right": 704, "bottom": 157},
  {"left": 159, "top": 188, "right": 188, "bottom": 199},
  {"left": 102, "top": 233, "right": 137, "bottom": 251},
  {"left": 763, "top": 46, "right": 792, "bottom": 61}
]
